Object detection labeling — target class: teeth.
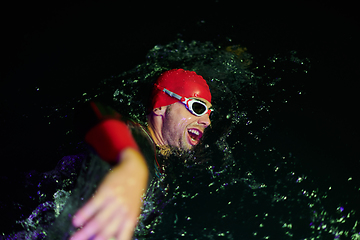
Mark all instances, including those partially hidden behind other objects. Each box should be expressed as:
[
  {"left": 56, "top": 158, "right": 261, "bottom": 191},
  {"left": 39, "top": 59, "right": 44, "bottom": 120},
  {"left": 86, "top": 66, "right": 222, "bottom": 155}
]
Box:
[{"left": 188, "top": 129, "right": 200, "bottom": 136}]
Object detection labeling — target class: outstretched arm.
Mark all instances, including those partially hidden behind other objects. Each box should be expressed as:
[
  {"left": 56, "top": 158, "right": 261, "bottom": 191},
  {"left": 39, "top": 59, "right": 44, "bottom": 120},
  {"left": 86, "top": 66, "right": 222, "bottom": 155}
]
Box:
[
  {"left": 71, "top": 147, "right": 148, "bottom": 240},
  {"left": 71, "top": 101, "right": 149, "bottom": 240}
]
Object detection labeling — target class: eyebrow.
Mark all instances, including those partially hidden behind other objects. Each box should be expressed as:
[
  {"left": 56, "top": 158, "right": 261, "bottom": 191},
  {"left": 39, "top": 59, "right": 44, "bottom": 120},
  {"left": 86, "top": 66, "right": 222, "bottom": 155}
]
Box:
[{"left": 196, "top": 99, "right": 206, "bottom": 104}]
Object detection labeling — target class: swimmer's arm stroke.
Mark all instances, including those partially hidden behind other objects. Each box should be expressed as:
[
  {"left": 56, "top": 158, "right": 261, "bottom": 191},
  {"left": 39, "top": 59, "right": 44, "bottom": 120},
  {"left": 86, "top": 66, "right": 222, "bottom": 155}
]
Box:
[{"left": 71, "top": 147, "right": 149, "bottom": 240}]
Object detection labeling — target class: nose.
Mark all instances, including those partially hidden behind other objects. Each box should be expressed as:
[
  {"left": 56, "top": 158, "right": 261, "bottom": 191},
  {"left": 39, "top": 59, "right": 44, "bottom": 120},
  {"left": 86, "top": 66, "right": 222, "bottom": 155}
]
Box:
[{"left": 198, "top": 113, "right": 211, "bottom": 128}]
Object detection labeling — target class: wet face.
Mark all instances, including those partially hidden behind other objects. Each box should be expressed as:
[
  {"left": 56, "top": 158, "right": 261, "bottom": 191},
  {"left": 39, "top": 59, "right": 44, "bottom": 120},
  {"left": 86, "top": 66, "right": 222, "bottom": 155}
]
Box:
[{"left": 161, "top": 98, "right": 212, "bottom": 150}]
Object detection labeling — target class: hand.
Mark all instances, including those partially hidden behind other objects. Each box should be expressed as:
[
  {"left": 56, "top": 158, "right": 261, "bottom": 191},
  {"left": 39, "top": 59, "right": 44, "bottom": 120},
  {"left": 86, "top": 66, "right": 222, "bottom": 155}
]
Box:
[{"left": 71, "top": 148, "right": 148, "bottom": 240}]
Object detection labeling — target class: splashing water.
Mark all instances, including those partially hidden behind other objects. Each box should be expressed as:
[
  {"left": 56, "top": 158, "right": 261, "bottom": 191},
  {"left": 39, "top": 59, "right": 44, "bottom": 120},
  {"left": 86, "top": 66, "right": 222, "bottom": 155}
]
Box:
[{"left": 3, "top": 39, "right": 359, "bottom": 239}]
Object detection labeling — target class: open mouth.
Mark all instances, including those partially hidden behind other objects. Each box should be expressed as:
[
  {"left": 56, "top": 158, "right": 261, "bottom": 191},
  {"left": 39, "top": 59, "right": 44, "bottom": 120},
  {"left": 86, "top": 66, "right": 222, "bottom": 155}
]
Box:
[{"left": 187, "top": 128, "right": 203, "bottom": 145}]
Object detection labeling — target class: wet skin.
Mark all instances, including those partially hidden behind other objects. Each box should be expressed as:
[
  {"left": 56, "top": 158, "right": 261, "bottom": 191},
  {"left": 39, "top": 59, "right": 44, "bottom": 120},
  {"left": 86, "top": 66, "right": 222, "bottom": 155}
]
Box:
[
  {"left": 152, "top": 97, "right": 212, "bottom": 150},
  {"left": 72, "top": 98, "right": 211, "bottom": 240}
]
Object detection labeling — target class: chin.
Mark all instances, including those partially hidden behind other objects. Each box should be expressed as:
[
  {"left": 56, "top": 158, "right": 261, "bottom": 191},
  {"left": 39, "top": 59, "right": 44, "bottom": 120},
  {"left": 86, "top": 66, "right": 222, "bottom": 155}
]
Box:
[{"left": 183, "top": 141, "right": 196, "bottom": 151}]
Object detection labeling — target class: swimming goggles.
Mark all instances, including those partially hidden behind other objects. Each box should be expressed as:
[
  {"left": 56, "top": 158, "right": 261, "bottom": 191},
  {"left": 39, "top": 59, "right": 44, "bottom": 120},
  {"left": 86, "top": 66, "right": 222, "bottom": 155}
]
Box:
[{"left": 162, "top": 88, "right": 213, "bottom": 117}]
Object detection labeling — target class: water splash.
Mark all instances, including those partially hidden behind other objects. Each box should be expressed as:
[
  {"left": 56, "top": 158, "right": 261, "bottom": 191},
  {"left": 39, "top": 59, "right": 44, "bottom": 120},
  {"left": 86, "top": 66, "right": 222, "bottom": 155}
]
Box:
[{"left": 4, "top": 39, "right": 359, "bottom": 240}]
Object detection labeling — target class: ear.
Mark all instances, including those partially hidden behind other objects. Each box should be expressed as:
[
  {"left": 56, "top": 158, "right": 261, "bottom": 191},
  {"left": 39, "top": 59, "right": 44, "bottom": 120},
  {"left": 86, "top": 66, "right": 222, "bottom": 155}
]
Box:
[{"left": 152, "top": 106, "right": 167, "bottom": 116}]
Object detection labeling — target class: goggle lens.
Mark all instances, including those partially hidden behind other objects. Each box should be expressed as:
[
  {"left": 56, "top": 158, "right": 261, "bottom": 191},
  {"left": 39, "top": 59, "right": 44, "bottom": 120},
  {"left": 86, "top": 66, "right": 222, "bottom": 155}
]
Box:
[
  {"left": 192, "top": 102, "right": 207, "bottom": 115},
  {"left": 189, "top": 100, "right": 207, "bottom": 116}
]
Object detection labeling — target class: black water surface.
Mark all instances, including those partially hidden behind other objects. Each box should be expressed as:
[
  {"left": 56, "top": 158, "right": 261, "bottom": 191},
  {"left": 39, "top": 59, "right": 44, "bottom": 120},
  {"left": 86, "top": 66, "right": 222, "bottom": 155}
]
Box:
[{"left": 1, "top": 2, "right": 359, "bottom": 238}]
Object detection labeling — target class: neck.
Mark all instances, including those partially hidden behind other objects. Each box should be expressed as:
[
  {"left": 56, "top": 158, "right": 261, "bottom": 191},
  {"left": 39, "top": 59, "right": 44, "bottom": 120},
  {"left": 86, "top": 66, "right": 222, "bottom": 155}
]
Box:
[
  {"left": 147, "top": 120, "right": 172, "bottom": 156},
  {"left": 146, "top": 118, "right": 165, "bottom": 147}
]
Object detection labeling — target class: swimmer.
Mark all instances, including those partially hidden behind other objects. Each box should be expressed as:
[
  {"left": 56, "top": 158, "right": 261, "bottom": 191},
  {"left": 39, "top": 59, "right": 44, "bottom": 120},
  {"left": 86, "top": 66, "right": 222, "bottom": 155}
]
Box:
[{"left": 70, "top": 69, "right": 212, "bottom": 240}]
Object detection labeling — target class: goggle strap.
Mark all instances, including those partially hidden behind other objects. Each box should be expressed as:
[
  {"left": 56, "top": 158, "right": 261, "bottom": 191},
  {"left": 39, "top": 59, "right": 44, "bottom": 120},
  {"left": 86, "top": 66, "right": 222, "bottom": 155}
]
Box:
[{"left": 162, "top": 88, "right": 182, "bottom": 101}]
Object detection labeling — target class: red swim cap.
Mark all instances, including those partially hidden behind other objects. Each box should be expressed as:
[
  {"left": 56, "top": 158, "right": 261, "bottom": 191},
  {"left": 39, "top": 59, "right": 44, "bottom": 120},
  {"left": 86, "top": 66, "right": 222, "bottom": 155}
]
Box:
[{"left": 151, "top": 69, "right": 212, "bottom": 110}]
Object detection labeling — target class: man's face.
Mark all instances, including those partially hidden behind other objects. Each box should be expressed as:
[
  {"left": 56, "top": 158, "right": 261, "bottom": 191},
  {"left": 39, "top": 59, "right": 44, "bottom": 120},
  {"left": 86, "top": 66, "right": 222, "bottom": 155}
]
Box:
[{"left": 161, "top": 98, "right": 212, "bottom": 150}]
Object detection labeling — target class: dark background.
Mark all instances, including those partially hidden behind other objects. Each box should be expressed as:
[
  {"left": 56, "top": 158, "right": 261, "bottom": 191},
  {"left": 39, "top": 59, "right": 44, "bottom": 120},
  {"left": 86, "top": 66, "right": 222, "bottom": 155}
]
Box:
[{"left": 0, "top": 1, "right": 359, "bottom": 233}]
